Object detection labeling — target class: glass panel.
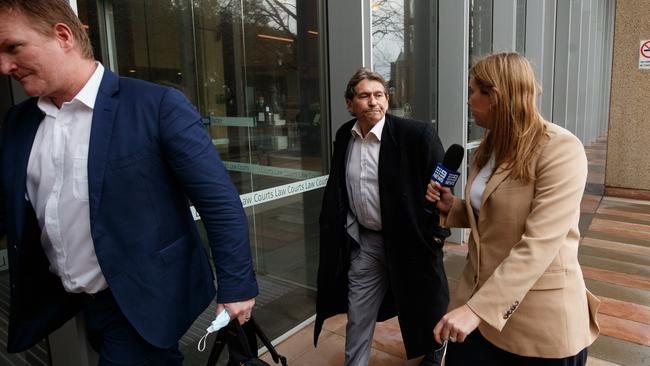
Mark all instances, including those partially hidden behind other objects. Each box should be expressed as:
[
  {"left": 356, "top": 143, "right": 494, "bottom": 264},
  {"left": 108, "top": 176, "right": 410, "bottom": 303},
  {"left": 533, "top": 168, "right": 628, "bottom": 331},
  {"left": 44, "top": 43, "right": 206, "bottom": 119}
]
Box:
[
  {"left": 371, "top": 0, "right": 439, "bottom": 127},
  {"left": 468, "top": 0, "right": 493, "bottom": 143},
  {"left": 515, "top": 0, "right": 527, "bottom": 54},
  {"left": 76, "top": 0, "right": 104, "bottom": 63},
  {"left": 78, "top": 0, "right": 325, "bottom": 362}
]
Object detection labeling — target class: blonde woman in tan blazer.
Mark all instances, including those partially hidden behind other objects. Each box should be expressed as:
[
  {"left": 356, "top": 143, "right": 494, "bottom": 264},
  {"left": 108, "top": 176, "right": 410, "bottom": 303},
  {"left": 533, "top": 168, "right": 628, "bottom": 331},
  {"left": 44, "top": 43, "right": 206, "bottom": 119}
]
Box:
[{"left": 426, "top": 53, "right": 599, "bottom": 365}]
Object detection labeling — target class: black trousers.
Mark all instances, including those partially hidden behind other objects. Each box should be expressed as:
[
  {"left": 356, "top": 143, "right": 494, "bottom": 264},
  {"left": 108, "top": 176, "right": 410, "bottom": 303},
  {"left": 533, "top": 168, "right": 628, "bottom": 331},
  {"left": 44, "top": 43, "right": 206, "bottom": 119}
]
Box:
[{"left": 445, "top": 330, "right": 588, "bottom": 366}]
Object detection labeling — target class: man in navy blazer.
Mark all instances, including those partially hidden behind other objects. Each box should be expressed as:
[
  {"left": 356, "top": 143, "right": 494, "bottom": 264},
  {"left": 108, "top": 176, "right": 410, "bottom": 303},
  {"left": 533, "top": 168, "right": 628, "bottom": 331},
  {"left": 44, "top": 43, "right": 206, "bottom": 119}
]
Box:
[{"left": 0, "top": 0, "right": 257, "bottom": 363}]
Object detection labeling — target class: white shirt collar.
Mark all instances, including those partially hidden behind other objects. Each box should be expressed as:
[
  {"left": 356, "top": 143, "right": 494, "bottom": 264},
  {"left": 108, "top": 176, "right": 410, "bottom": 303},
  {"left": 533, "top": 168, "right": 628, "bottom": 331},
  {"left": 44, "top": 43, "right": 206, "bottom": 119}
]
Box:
[
  {"left": 37, "top": 62, "right": 105, "bottom": 116},
  {"left": 351, "top": 116, "right": 386, "bottom": 141},
  {"left": 75, "top": 62, "right": 105, "bottom": 109}
]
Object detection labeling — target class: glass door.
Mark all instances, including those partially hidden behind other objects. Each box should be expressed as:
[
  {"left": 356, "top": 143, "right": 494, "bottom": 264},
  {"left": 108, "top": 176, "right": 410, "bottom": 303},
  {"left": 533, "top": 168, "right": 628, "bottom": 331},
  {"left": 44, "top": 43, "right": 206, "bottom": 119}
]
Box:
[
  {"left": 77, "top": 0, "right": 326, "bottom": 363},
  {"left": 372, "top": 0, "right": 439, "bottom": 128},
  {"left": 468, "top": 0, "right": 493, "bottom": 146}
]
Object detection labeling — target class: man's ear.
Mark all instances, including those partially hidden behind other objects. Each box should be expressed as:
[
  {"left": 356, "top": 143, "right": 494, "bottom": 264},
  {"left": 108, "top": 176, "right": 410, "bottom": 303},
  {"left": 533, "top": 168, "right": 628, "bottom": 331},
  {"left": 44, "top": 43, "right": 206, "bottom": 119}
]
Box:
[
  {"left": 346, "top": 99, "right": 353, "bottom": 113},
  {"left": 52, "top": 23, "right": 75, "bottom": 52}
]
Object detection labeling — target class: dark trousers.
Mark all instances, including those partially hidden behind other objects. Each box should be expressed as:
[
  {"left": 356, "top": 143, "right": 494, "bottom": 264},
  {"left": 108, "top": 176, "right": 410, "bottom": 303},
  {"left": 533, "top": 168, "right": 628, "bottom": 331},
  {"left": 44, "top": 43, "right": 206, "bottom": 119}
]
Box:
[
  {"left": 83, "top": 289, "right": 184, "bottom": 366},
  {"left": 446, "top": 330, "right": 587, "bottom": 366}
]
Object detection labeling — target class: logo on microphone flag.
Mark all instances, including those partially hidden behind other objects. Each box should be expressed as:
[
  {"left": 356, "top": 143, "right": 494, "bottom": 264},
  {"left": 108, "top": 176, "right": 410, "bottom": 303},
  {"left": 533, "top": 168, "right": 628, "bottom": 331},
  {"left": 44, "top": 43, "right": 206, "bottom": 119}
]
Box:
[{"left": 432, "top": 163, "right": 460, "bottom": 187}]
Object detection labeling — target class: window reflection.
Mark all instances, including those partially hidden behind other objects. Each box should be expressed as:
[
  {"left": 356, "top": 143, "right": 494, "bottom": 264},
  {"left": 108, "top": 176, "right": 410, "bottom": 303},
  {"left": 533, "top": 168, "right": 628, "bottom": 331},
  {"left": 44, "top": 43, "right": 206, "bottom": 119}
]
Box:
[
  {"left": 515, "top": 0, "right": 527, "bottom": 54},
  {"left": 467, "top": 0, "right": 525, "bottom": 144},
  {"left": 76, "top": 0, "right": 325, "bottom": 356},
  {"left": 85, "top": 0, "right": 324, "bottom": 194},
  {"left": 468, "top": 0, "right": 493, "bottom": 143},
  {"left": 371, "top": 0, "right": 438, "bottom": 126}
]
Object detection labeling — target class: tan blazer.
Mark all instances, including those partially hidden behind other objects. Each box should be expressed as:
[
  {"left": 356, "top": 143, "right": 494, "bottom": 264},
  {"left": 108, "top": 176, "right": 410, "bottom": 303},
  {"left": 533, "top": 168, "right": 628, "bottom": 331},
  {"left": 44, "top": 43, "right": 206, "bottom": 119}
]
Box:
[{"left": 443, "top": 122, "right": 600, "bottom": 358}]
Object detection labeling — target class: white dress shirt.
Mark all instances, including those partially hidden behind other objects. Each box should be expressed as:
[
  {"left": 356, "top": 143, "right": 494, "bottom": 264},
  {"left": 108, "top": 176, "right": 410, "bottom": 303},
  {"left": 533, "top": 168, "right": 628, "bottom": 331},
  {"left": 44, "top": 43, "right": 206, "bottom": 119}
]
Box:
[
  {"left": 26, "top": 63, "right": 107, "bottom": 294},
  {"left": 345, "top": 118, "right": 385, "bottom": 231},
  {"left": 469, "top": 153, "right": 496, "bottom": 215}
]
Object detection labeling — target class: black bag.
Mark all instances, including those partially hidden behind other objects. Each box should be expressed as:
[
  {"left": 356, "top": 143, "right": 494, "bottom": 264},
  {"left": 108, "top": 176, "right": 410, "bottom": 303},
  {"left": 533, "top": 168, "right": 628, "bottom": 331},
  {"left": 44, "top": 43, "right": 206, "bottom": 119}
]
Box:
[{"left": 206, "top": 317, "right": 288, "bottom": 366}]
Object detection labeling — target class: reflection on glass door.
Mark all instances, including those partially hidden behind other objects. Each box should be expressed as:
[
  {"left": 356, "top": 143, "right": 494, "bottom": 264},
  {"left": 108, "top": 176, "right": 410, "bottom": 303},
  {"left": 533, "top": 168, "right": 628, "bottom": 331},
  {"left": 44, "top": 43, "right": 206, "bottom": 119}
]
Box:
[
  {"left": 77, "top": 0, "right": 325, "bottom": 362},
  {"left": 467, "top": 0, "right": 524, "bottom": 146},
  {"left": 468, "top": 0, "right": 493, "bottom": 143},
  {"left": 371, "top": 0, "right": 439, "bottom": 127},
  {"left": 515, "top": 0, "right": 527, "bottom": 54}
]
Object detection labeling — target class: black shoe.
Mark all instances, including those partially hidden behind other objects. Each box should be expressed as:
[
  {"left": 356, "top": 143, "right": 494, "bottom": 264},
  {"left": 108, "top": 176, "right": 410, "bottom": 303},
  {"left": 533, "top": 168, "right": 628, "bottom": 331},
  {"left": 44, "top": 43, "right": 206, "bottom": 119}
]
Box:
[{"left": 419, "top": 350, "right": 442, "bottom": 366}]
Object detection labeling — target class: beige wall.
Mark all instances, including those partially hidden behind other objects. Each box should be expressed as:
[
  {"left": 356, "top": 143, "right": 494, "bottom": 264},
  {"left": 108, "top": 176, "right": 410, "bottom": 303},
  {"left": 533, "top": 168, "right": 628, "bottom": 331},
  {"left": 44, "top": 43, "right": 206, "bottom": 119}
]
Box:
[{"left": 606, "top": 0, "right": 650, "bottom": 190}]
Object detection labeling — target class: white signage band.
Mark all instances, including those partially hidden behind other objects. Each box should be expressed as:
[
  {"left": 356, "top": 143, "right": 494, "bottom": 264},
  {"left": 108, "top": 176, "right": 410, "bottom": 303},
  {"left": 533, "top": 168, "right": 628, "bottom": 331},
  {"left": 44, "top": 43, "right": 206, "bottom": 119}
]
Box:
[
  {"left": 222, "top": 161, "right": 321, "bottom": 180},
  {"left": 190, "top": 175, "right": 329, "bottom": 220}
]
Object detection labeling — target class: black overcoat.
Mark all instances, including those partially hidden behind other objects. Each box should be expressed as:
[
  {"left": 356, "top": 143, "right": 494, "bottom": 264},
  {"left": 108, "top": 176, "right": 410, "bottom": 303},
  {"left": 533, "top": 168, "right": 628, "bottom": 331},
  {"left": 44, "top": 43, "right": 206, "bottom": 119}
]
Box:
[{"left": 314, "top": 114, "right": 450, "bottom": 358}]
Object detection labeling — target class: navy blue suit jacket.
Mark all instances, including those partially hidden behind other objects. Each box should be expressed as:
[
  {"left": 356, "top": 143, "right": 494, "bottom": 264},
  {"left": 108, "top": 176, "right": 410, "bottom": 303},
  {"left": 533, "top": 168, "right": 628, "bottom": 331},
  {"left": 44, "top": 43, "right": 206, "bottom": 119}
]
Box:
[{"left": 0, "top": 69, "right": 258, "bottom": 352}]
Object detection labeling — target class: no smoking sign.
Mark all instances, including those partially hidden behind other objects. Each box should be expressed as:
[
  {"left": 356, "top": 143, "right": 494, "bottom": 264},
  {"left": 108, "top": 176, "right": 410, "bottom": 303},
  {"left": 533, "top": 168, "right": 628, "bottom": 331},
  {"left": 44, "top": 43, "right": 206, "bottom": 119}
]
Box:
[{"left": 640, "top": 40, "right": 650, "bottom": 69}]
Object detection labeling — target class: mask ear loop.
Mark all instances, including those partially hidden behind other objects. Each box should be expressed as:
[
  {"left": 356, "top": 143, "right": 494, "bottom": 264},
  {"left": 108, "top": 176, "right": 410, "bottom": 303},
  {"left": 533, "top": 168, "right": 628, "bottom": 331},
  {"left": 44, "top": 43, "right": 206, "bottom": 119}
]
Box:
[
  {"left": 197, "top": 331, "right": 210, "bottom": 352},
  {"left": 197, "top": 309, "right": 230, "bottom": 352}
]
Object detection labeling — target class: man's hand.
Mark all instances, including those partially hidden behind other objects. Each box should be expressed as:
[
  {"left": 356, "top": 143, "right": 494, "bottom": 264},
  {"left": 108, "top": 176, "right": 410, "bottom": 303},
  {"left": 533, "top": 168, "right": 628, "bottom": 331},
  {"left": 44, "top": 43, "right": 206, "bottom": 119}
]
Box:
[
  {"left": 433, "top": 304, "right": 481, "bottom": 344},
  {"left": 217, "top": 298, "right": 256, "bottom": 324},
  {"left": 426, "top": 181, "right": 453, "bottom": 214}
]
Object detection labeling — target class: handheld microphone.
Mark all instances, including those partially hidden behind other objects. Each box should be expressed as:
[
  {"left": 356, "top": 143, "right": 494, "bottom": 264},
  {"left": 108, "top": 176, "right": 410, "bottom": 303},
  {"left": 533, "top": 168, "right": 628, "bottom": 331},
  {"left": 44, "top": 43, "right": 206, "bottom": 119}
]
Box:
[
  {"left": 433, "top": 144, "right": 464, "bottom": 187},
  {"left": 425, "top": 144, "right": 464, "bottom": 214}
]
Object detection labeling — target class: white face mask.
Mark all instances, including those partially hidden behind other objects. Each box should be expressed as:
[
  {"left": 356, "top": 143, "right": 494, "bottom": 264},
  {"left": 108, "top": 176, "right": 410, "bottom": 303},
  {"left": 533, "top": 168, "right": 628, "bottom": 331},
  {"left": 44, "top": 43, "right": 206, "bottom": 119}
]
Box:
[{"left": 197, "top": 309, "right": 231, "bottom": 352}]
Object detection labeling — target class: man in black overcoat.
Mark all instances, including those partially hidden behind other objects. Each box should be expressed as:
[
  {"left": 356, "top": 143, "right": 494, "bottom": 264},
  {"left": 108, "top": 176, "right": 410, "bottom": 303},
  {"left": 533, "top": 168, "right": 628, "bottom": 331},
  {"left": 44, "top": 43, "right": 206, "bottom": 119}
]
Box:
[{"left": 314, "top": 68, "right": 450, "bottom": 366}]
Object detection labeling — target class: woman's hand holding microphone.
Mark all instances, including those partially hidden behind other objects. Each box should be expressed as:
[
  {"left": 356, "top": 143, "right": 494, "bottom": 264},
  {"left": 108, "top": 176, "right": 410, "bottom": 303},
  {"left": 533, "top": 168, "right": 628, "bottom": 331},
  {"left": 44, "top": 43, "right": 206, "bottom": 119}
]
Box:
[{"left": 426, "top": 181, "right": 454, "bottom": 214}]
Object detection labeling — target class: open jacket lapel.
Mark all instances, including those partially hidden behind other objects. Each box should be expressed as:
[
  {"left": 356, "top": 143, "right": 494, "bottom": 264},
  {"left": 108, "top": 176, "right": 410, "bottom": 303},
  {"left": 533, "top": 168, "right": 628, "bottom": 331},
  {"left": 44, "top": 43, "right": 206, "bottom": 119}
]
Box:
[
  {"left": 378, "top": 115, "right": 400, "bottom": 225},
  {"left": 463, "top": 161, "right": 511, "bottom": 275},
  {"left": 87, "top": 70, "right": 119, "bottom": 228},
  {"left": 480, "top": 162, "right": 512, "bottom": 208},
  {"left": 11, "top": 101, "right": 43, "bottom": 239},
  {"left": 335, "top": 131, "right": 351, "bottom": 218}
]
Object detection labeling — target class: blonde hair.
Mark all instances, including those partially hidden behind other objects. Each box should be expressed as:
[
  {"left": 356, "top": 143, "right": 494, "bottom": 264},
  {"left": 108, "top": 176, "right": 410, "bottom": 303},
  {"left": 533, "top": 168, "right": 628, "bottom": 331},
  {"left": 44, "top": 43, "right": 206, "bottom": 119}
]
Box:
[{"left": 471, "top": 53, "right": 546, "bottom": 183}]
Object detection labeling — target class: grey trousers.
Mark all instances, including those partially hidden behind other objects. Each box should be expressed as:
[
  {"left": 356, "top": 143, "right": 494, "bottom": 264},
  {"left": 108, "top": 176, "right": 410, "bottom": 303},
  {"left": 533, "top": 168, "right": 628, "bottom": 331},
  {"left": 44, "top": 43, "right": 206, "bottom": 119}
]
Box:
[{"left": 344, "top": 227, "right": 389, "bottom": 366}]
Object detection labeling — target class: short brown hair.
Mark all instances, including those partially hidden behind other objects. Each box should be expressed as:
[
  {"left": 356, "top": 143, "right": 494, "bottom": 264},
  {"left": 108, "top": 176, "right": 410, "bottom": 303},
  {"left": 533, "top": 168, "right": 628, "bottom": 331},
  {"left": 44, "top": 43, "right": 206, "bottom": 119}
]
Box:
[
  {"left": 0, "top": 0, "right": 94, "bottom": 59},
  {"left": 344, "top": 68, "right": 388, "bottom": 102}
]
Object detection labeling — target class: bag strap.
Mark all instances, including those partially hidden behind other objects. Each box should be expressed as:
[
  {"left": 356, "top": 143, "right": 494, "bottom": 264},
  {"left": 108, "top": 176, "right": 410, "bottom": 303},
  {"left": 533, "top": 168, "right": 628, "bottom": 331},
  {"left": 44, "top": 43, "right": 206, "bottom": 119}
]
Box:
[
  {"left": 207, "top": 320, "right": 256, "bottom": 366},
  {"left": 232, "top": 320, "right": 256, "bottom": 358},
  {"left": 206, "top": 317, "right": 288, "bottom": 366},
  {"left": 206, "top": 329, "right": 228, "bottom": 366},
  {"left": 249, "top": 317, "right": 288, "bottom": 366}
]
